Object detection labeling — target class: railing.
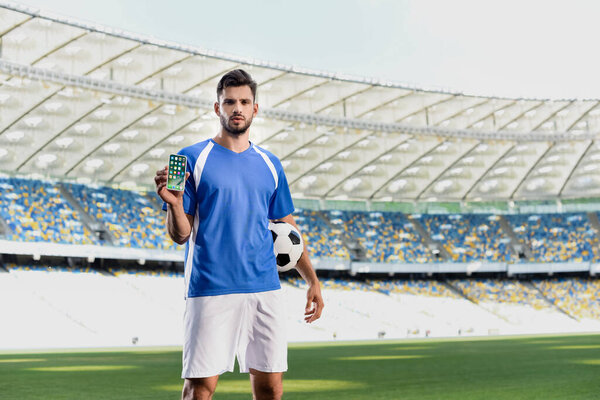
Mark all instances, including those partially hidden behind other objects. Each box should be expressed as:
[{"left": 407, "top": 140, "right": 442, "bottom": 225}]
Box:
[{"left": 2, "top": 238, "right": 598, "bottom": 276}]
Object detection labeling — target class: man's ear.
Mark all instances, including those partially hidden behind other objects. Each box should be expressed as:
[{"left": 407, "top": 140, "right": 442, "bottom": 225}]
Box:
[
  {"left": 253, "top": 102, "right": 258, "bottom": 117},
  {"left": 214, "top": 101, "right": 220, "bottom": 116}
]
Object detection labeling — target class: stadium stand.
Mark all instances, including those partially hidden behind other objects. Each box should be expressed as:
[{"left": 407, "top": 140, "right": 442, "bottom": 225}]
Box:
[
  {"left": 449, "top": 279, "right": 549, "bottom": 309},
  {"left": 0, "top": 177, "right": 96, "bottom": 244},
  {"left": 369, "top": 279, "right": 461, "bottom": 298},
  {"left": 4, "top": 177, "right": 600, "bottom": 265},
  {"left": 277, "top": 276, "right": 599, "bottom": 340},
  {"left": 421, "top": 214, "right": 515, "bottom": 262},
  {"left": 506, "top": 213, "right": 600, "bottom": 262},
  {"left": 322, "top": 210, "right": 434, "bottom": 263},
  {"left": 534, "top": 277, "right": 600, "bottom": 321},
  {"left": 1, "top": 265, "right": 600, "bottom": 349},
  {"left": 293, "top": 209, "right": 350, "bottom": 260},
  {"left": 0, "top": 264, "right": 183, "bottom": 348},
  {"left": 289, "top": 277, "right": 372, "bottom": 292},
  {"left": 65, "top": 183, "right": 180, "bottom": 250},
  {"left": 446, "top": 278, "right": 589, "bottom": 329},
  {"left": 292, "top": 277, "right": 459, "bottom": 299}
]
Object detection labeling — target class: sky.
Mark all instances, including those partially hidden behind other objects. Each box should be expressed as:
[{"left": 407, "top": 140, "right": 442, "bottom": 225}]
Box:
[{"left": 12, "top": 0, "right": 600, "bottom": 100}]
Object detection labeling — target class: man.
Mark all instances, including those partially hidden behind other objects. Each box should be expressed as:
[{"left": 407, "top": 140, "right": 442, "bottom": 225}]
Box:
[{"left": 154, "top": 69, "right": 324, "bottom": 400}]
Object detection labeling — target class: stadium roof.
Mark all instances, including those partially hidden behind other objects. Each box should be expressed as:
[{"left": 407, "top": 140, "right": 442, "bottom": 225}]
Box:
[{"left": 1, "top": 2, "right": 600, "bottom": 203}]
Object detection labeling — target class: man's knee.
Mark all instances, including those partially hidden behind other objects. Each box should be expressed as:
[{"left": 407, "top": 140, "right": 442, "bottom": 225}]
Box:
[
  {"left": 250, "top": 370, "right": 283, "bottom": 400},
  {"left": 253, "top": 381, "right": 282, "bottom": 400},
  {"left": 182, "top": 377, "right": 218, "bottom": 400}
]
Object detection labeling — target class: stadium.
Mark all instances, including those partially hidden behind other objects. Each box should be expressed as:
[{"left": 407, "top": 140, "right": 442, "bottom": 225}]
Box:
[{"left": 1, "top": 2, "right": 600, "bottom": 399}]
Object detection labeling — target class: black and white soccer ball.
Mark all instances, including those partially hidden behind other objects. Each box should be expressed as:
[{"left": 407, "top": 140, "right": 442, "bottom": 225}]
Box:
[{"left": 269, "top": 221, "right": 304, "bottom": 272}]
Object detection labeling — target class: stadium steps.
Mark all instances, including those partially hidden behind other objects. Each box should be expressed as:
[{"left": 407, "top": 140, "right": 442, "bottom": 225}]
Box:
[
  {"left": 526, "top": 280, "right": 578, "bottom": 321},
  {"left": 498, "top": 215, "right": 533, "bottom": 260},
  {"left": 441, "top": 280, "right": 511, "bottom": 323},
  {"left": 441, "top": 280, "right": 476, "bottom": 303},
  {"left": 57, "top": 183, "right": 117, "bottom": 245},
  {"left": 586, "top": 212, "right": 600, "bottom": 239},
  {"left": 317, "top": 211, "right": 367, "bottom": 261},
  {"left": 0, "top": 214, "right": 12, "bottom": 237},
  {"left": 407, "top": 216, "right": 451, "bottom": 261}
]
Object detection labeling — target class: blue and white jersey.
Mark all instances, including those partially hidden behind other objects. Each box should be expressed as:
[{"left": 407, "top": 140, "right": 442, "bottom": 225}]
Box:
[{"left": 163, "top": 139, "right": 294, "bottom": 298}]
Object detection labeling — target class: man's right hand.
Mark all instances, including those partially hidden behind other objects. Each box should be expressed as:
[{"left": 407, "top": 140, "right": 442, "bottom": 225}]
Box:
[
  {"left": 154, "top": 166, "right": 190, "bottom": 206},
  {"left": 156, "top": 166, "right": 194, "bottom": 244}
]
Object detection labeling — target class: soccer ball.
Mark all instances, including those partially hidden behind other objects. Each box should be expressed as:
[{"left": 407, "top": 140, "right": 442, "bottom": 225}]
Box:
[{"left": 269, "top": 221, "right": 304, "bottom": 272}]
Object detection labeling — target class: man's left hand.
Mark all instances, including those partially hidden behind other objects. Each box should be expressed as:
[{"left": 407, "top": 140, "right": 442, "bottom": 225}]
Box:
[{"left": 304, "top": 283, "right": 324, "bottom": 323}]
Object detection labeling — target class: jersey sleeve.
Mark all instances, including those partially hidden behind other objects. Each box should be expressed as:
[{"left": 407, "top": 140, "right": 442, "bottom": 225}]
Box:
[
  {"left": 162, "top": 150, "right": 198, "bottom": 216},
  {"left": 268, "top": 164, "right": 295, "bottom": 220}
]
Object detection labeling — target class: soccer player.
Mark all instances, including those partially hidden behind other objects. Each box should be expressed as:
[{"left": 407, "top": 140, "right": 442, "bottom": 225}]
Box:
[{"left": 154, "top": 69, "right": 324, "bottom": 400}]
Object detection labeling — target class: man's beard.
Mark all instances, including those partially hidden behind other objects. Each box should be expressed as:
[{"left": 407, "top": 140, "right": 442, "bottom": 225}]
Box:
[{"left": 220, "top": 114, "right": 253, "bottom": 136}]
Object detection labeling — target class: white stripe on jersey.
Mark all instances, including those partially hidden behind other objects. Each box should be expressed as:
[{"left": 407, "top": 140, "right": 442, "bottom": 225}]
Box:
[
  {"left": 184, "top": 215, "right": 199, "bottom": 299},
  {"left": 193, "top": 141, "right": 214, "bottom": 190},
  {"left": 184, "top": 141, "right": 214, "bottom": 299},
  {"left": 253, "top": 146, "right": 278, "bottom": 189}
]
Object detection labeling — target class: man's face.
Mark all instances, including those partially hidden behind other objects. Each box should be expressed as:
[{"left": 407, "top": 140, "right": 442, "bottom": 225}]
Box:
[{"left": 215, "top": 85, "right": 258, "bottom": 136}]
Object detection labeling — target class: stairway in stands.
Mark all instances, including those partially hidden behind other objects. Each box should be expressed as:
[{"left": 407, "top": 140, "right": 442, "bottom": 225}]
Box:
[
  {"left": 408, "top": 216, "right": 451, "bottom": 261},
  {"left": 523, "top": 280, "right": 576, "bottom": 320},
  {"left": 586, "top": 212, "right": 600, "bottom": 243},
  {"left": 317, "top": 210, "right": 367, "bottom": 261},
  {"left": 0, "top": 214, "right": 12, "bottom": 239},
  {"left": 498, "top": 215, "right": 533, "bottom": 260},
  {"left": 57, "top": 183, "right": 117, "bottom": 245}
]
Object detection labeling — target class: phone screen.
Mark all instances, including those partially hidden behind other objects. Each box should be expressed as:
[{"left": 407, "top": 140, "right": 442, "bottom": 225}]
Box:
[{"left": 167, "top": 154, "right": 187, "bottom": 191}]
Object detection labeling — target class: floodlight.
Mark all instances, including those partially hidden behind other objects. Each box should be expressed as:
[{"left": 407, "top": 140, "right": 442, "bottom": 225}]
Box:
[
  {"left": 167, "top": 135, "right": 184, "bottom": 144},
  {"left": 122, "top": 130, "right": 139, "bottom": 140},
  {"left": 5, "top": 130, "right": 25, "bottom": 142},
  {"left": 37, "top": 153, "right": 57, "bottom": 164},
  {"left": 24, "top": 117, "right": 43, "bottom": 127},
  {"left": 142, "top": 116, "right": 159, "bottom": 126},
  {"left": 103, "top": 143, "right": 120, "bottom": 154},
  {"left": 188, "top": 122, "right": 204, "bottom": 132},
  {"left": 93, "top": 109, "right": 112, "bottom": 119},
  {"left": 64, "top": 46, "right": 82, "bottom": 56},
  {"left": 74, "top": 123, "right": 92, "bottom": 134},
  {"left": 149, "top": 148, "right": 165, "bottom": 158},
  {"left": 85, "top": 158, "right": 104, "bottom": 169},
  {"left": 43, "top": 102, "right": 63, "bottom": 112},
  {"left": 55, "top": 137, "right": 74, "bottom": 148},
  {"left": 131, "top": 163, "right": 149, "bottom": 173}
]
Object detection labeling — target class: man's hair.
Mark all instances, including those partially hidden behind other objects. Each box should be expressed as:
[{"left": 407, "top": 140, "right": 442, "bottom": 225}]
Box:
[{"left": 216, "top": 69, "right": 257, "bottom": 102}]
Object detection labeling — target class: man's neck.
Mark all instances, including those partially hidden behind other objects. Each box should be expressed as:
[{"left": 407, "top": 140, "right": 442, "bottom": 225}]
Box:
[{"left": 213, "top": 130, "right": 251, "bottom": 153}]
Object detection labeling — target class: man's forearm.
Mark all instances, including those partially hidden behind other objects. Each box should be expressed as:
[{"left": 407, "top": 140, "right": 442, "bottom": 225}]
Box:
[
  {"left": 295, "top": 236, "right": 324, "bottom": 323},
  {"left": 295, "top": 246, "right": 319, "bottom": 286},
  {"left": 166, "top": 202, "right": 192, "bottom": 244},
  {"left": 274, "top": 213, "right": 323, "bottom": 322},
  {"left": 275, "top": 214, "right": 319, "bottom": 286}
]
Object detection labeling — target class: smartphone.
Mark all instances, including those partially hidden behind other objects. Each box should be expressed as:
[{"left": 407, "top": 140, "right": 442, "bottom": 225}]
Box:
[{"left": 167, "top": 154, "right": 187, "bottom": 191}]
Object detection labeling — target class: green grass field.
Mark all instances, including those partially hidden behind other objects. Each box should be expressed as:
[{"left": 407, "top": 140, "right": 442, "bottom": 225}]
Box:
[{"left": 1, "top": 333, "right": 600, "bottom": 399}]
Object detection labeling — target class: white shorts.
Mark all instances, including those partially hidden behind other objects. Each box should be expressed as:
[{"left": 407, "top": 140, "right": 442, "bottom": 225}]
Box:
[{"left": 182, "top": 289, "right": 287, "bottom": 378}]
